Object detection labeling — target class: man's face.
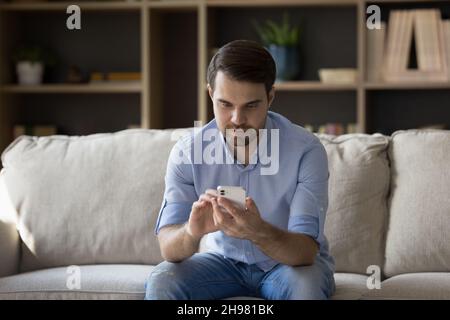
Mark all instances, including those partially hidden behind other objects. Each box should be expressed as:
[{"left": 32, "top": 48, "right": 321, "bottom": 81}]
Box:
[{"left": 208, "top": 71, "right": 275, "bottom": 147}]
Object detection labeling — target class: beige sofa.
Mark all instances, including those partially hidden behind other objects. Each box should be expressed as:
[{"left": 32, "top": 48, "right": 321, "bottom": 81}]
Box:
[{"left": 0, "top": 128, "right": 449, "bottom": 300}]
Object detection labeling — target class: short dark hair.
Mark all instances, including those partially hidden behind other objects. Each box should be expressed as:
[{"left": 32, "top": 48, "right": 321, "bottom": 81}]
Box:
[{"left": 207, "top": 40, "right": 276, "bottom": 96}]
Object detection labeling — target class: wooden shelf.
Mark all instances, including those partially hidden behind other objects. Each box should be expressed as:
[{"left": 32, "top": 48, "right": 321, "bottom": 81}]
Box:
[
  {"left": 364, "top": 0, "right": 446, "bottom": 3},
  {"left": 0, "top": 0, "right": 360, "bottom": 11},
  {"left": 0, "top": 83, "right": 142, "bottom": 94},
  {"left": 0, "top": 1, "right": 143, "bottom": 11},
  {"left": 149, "top": 0, "right": 199, "bottom": 9},
  {"left": 204, "top": 81, "right": 357, "bottom": 91},
  {"left": 275, "top": 81, "right": 357, "bottom": 91},
  {"left": 206, "top": 0, "right": 357, "bottom": 7},
  {"left": 365, "top": 82, "right": 450, "bottom": 90}
]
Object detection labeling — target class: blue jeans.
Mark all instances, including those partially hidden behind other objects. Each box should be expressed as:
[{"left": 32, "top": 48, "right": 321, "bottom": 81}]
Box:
[{"left": 144, "top": 252, "right": 335, "bottom": 300}]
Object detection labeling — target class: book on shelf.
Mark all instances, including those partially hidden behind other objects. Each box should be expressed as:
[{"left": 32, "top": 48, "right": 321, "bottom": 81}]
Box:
[
  {"left": 304, "top": 123, "right": 357, "bottom": 135},
  {"left": 444, "top": 20, "right": 450, "bottom": 80},
  {"left": 367, "top": 21, "right": 386, "bottom": 82},
  {"left": 13, "top": 125, "right": 57, "bottom": 139},
  {"left": 382, "top": 9, "right": 450, "bottom": 82},
  {"left": 90, "top": 72, "right": 141, "bottom": 83},
  {"left": 418, "top": 124, "right": 446, "bottom": 130},
  {"left": 127, "top": 124, "right": 141, "bottom": 130}
]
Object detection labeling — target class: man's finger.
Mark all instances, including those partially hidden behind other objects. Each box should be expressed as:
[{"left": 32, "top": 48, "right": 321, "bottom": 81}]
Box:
[
  {"left": 245, "top": 197, "right": 256, "bottom": 211},
  {"left": 192, "top": 200, "right": 200, "bottom": 209},
  {"left": 212, "top": 198, "right": 231, "bottom": 226},
  {"left": 199, "top": 194, "right": 215, "bottom": 203},
  {"left": 205, "top": 189, "right": 218, "bottom": 197},
  {"left": 217, "top": 196, "right": 241, "bottom": 218}
]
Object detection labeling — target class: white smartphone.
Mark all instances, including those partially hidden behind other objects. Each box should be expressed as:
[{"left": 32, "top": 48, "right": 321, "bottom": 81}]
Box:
[{"left": 216, "top": 186, "right": 246, "bottom": 209}]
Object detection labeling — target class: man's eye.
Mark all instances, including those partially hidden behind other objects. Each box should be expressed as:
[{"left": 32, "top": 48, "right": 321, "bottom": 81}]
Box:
[
  {"left": 220, "top": 102, "right": 232, "bottom": 107},
  {"left": 247, "top": 104, "right": 258, "bottom": 108}
]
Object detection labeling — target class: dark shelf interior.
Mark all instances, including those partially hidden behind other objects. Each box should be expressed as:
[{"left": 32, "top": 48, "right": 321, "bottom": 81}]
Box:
[
  {"left": 206, "top": 90, "right": 356, "bottom": 129},
  {"left": 367, "top": 90, "right": 450, "bottom": 135},
  {"left": 17, "top": 94, "right": 141, "bottom": 135},
  {"left": 209, "top": 6, "right": 357, "bottom": 81},
  {"left": 271, "top": 91, "right": 356, "bottom": 128},
  {"left": 11, "top": 11, "right": 141, "bottom": 84},
  {"left": 159, "top": 10, "right": 198, "bottom": 129}
]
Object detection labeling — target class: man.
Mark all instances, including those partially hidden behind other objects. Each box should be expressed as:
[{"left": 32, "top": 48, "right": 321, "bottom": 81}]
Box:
[{"left": 145, "top": 40, "right": 335, "bottom": 300}]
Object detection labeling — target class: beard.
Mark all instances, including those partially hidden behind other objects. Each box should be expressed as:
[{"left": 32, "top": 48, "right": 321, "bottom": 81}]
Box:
[{"left": 223, "top": 126, "right": 258, "bottom": 147}]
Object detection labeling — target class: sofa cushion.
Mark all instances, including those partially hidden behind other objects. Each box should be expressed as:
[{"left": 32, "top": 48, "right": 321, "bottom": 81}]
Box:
[
  {"left": 0, "top": 129, "right": 181, "bottom": 271},
  {"left": 362, "top": 273, "right": 450, "bottom": 300},
  {"left": 318, "top": 134, "right": 390, "bottom": 274},
  {"left": 385, "top": 130, "right": 450, "bottom": 276},
  {"left": 0, "top": 172, "right": 20, "bottom": 277},
  {"left": 332, "top": 273, "right": 369, "bottom": 300},
  {"left": 0, "top": 264, "right": 153, "bottom": 300}
]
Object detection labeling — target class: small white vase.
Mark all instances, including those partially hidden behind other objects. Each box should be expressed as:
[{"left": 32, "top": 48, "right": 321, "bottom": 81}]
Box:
[{"left": 16, "top": 61, "right": 44, "bottom": 85}]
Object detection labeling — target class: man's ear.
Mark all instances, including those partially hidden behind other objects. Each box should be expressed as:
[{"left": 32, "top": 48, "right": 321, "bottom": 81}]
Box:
[
  {"left": 268, "top": 86, "right": 275, "bottom": 108},
  {"left": 207, "top": 84, "right": 214, "bottom": 101}
]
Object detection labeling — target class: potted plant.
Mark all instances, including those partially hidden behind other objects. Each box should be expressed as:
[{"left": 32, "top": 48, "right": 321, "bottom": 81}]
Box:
[
  {"left": 12, "top": 45, "right": 55, "bottom": 85},
  {"left": 253, "top": 13, "right": 300, "bottom": 81}
]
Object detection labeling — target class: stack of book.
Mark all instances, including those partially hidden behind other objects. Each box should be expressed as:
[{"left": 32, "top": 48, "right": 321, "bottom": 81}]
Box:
[
  {"left": 13, "top": 125, "right": 57, "bottom": 139},
  {"left": 304, "top": 123, "right": 358, "bottom": 135},
  {"left": 367, "top": 9, "right": 450, "bottom": 82},
  {"left": 90, "top": 72, "right": 141, "bottom": 83}
]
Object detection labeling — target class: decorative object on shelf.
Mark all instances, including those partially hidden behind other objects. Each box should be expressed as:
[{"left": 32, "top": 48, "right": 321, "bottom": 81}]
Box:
[
  {"left": 346, "top": 123, "right": 358, "bottom": 134},
  {"left": 318, "top": 123, "right": 345, "bottom": 135},
  {"left": 318, "top": 68, "right": 357, "bottom": 84},
  {"left": 15, "top": 61, "right": 43, "bottom": 85},
  {"left": 13, "top": 125, "right": 57, "bottom": 139},
  {"left": 90, "top": 72, "right": 106, "bottom": 82},
  {"left": 89, "top": 71, "right": 141, "bottom": 83},
  {"left": 8, "top": 0, "right": 48, "bottom": 3},
  {"left": 304, "top": 124, "right": 314, "bottom": 133},
  {"left": 66, "top": 65, "right": 86, "bottom": 84},
  {"left": 253, "top": 13, "right": 300, "bottom": 81},
  {"left": 12, "top": 45, "right": 56, "bottom": 85}
]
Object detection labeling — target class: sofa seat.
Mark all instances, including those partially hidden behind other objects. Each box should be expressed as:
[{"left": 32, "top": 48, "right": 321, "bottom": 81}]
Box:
[
  {"left": 0, "top": 265, "right": 154, "bottom": 300},
  {"left": 362, "top": 273, "right": 450, "bottom": 300},
  {"left": 0, "top": 265, "right": 368, "bottom": 300},
  {"left": 332, "top": 273, "right": 369, "bottom": 300}
]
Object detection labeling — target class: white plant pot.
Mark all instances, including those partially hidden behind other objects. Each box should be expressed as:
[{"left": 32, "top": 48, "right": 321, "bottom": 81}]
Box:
[{"left": 16, "top": 61, "right": 44, "bottom": 85}]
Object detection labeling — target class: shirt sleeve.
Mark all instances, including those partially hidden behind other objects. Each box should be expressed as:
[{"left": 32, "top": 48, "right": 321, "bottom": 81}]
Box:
[
  {"left": 288, "top": 141, "right": 329, "bottom": 247},
  {"left": 154, "top": 138, "right": 197, "bottom": 235}
]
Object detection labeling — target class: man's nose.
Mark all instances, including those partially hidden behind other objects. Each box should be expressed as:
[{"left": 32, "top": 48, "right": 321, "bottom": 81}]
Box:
[{"left": 231, "top": 109, "right": 246, "bottom": 127}]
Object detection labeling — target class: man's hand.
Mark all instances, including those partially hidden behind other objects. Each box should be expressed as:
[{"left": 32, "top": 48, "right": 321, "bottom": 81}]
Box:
[
  {"left": 210, "top": 196, "right": 266, "bottom": 240},
  {"left": 185, "top": 190, "right": 221, "bottom": 240},
  {"left": 211, "top": 196, "right": 319, "bottom": 266}
]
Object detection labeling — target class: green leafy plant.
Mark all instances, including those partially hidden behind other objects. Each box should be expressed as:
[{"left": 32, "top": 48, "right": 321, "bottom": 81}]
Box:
[
  {"left": 252, "top": 13, "right": 300, "bottom": 47},
  {"left": 12, "top": 45, "right": 57, "bottom": 66}
]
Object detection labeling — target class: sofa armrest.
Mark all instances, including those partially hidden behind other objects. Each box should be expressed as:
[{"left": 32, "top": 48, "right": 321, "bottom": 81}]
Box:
[{"left": 0, "top": 171, "right": 20, "bottom": 277}]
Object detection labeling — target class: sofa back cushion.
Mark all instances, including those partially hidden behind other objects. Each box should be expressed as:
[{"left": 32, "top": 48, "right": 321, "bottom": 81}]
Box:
[
  {"left": 1, "top": 129, "right": 181, "bottom": 272},
  {"left": 0, "top": 172, "right": 20, "bottom": 277},
  {"left": 385, "top": 130, "right": 450, "bottom": 277},
  {"left": 318, "top": 134, "right": 390, "bottom": 274},
  {"left": 1, "top": 128, "right": 391, "bottom": 274}
]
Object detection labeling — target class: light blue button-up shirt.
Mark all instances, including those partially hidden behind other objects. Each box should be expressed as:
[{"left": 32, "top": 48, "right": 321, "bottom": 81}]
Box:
[{"left": 155, "top": 111, "right": 335, "bottom": 274}]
